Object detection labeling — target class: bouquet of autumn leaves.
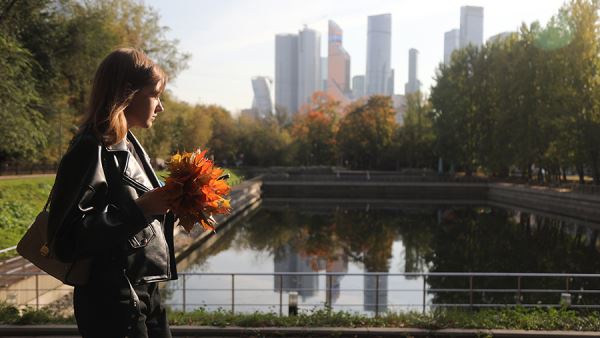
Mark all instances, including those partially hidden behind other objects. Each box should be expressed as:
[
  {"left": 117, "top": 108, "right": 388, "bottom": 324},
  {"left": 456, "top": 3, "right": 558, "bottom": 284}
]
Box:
[{"left": 165, "top": 149, "right": 231, "bottom": 232}]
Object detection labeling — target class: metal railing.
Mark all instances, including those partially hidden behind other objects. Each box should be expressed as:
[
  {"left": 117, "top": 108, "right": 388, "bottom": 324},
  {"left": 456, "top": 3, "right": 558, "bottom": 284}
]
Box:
[
  {"left": 2, "top": 272, "right": 599, "bottom": 316},
  {"left": 167, "top": 272, "right": 600, "bottom": 316}
]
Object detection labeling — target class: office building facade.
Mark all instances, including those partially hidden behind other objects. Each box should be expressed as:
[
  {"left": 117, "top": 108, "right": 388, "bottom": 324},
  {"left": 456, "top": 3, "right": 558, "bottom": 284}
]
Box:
[
  {"left": 275, "top": 34, "right": 299, "bottom": 114},
  {"left": 404, "top": 48, "right": 421, "bottom": 94},
  {"left": 366, "top": 14, "right": 393, "bottom": 96},
  {"left": 459, "top": 6, "right": 484, "bottom": 48},
  {"left": 327, "top": 20, "right": 351, "bottom": 105}
]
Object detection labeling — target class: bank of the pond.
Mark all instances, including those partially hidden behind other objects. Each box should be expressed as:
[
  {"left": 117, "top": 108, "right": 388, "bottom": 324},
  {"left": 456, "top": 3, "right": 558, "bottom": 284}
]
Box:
[
  {"left": 261, "top": 179, "right": 600, "bottom": 226},
  {"left": 2, "top": 306, "right": 600, "bottom": 337}
]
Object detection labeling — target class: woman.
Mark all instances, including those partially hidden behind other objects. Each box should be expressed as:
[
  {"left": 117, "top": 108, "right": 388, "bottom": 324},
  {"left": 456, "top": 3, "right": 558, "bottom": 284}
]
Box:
[{"left": 48, "top": 48, "right": 182, "bottom": 338}]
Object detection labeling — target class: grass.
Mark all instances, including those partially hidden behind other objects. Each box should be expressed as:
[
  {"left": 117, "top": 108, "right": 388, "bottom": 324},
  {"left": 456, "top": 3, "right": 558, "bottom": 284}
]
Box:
[
  {"left": 2, "top": 304, "right": 600, "bottom": 331},
  {"left": 0, "top": 176, "right": 54, "bottom": 256}
]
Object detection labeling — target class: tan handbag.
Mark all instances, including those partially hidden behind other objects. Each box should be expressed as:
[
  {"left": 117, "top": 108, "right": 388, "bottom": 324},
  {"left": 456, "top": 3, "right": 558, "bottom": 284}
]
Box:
[{"left": 16, "top": 189, "right": 91, "bottom": 286}]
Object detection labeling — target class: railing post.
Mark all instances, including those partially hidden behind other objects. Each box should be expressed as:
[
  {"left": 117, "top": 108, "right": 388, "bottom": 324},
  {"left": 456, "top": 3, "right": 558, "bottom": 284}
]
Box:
[
  {"left": 566, "top": 276, "right": 570, "bottom": 292},
  {"left": 517, "top": 276, "right": 521, "bottom": 305},
  {"left": 375, "top": 274, "right": 380, "bottom": 317},
  {"left": 231, "top": 274, "right": 235, "bottom": 314},
  {"left": 469, "top": 275, "right": 474, "bottom": 309},
  {"left": 279, "top": 274, "right": 283, "bottom": 317},
  {"left": 326, "top": 274, "right": 332, "bottom": 310},
  {"left": 422, "top": 275, "right": 427, "bottom": 314},
  {"left": 182, "top": 274, "right": 186, "bottom": 313},
  {"left": 35, "top": 274, "right": 39, "bottom": 311}
]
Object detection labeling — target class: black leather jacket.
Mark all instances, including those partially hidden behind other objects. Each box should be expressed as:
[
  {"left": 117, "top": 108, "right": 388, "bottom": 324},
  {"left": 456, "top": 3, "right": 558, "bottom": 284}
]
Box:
[{"left": 48, "top": 128, "right": 178, "bottom": 285}]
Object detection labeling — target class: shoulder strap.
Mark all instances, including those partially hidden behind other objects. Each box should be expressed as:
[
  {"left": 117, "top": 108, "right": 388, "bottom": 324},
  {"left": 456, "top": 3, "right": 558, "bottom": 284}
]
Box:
[{"left": 43, "top": 185, "right": 54, "bottom": 212}]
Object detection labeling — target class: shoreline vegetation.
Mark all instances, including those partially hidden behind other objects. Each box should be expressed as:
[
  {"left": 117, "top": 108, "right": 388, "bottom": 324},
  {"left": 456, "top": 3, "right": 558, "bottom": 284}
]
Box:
[{"left": 1, "top": 304, "right": 600, "bottom": 331}]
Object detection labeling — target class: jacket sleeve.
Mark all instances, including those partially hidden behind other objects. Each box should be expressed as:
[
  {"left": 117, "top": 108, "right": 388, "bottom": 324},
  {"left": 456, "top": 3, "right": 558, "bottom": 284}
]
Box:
[{"left": 48, "top": 135, "right": 149, "bottom": 262}]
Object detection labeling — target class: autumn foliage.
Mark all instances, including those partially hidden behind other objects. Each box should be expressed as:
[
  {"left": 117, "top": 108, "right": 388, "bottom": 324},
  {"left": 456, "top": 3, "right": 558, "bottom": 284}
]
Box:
[{"left": 166, "top": 149, "right": 231, "bottom": 232}]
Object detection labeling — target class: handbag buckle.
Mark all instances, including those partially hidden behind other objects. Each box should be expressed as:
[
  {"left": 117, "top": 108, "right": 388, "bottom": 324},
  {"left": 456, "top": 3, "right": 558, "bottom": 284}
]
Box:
[{"left": 40, "top": 244, "right": 50, "bottom": 257}]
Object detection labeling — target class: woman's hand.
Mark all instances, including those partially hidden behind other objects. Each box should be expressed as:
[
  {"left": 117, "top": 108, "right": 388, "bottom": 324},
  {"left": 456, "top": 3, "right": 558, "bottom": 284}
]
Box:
[{"left": 135, "top": 183, "right": 183, "bottom": 217}]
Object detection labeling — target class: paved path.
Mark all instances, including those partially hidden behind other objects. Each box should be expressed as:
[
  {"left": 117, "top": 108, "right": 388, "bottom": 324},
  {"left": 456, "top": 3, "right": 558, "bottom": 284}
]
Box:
[{"left": 0, "top": 173, "right": 54, "bottom": 180}]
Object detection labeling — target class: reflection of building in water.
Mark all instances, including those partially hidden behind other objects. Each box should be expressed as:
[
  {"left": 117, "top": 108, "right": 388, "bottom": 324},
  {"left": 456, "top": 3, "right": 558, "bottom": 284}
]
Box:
[
  {"left": 274, "top": 244, "right": 318, "bottom": 300},
  {"left": 325, "top": 249, "right": 348, "bottom": 304},
  {"left": 363, "top": 271, "right": 388, "bottom": 313}
]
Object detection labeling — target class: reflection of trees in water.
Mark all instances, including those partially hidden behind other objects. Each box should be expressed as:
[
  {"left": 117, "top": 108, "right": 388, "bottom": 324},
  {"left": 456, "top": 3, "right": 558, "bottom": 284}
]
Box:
[
  {"left": 426, "top": 208, "right": 600, "bottom": 307},
  {"left": 238, "top": 208, "right": 436, "bottom": 274},
  {"left": 182, "top": 206, "right": 600, "bottom": 308}
]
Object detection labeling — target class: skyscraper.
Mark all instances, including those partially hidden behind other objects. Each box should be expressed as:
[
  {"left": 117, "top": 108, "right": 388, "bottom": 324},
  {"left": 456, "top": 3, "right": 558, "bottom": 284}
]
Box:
[
  {"left": 251, "top": 76, "right": 275, "bottom": 118},
  {"left": 297, "top": 26, "right": 321, "bottom": 110},
  {"left": 352, "top": 75, "right": 365, "bottom": 99},
  {"left": 444, "top": 29, "right": 459, "bottom": 64},
  {"left": 321, "top": 57, "right": 328, "bottom": 91},
  {"left": 366, "top": 14, "right": 393, "bottom": 96},
  {"left": 327, "top": 20, "right": 351, "bottom": 105},
  {"left": 459, "top": 6, "right": 484, "bottom": 48},
  {"left": 275, "top": 34, "right": 299, "bottom": 114},
  {"left": 404, "top": 48, "right": 421, "bottom": 95}
]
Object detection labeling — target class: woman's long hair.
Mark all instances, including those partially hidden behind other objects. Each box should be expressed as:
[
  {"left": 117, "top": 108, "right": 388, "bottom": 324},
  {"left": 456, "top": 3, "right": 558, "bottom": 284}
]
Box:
[{"left": 81, "top": 48, "right": 166, "bottom": 145}]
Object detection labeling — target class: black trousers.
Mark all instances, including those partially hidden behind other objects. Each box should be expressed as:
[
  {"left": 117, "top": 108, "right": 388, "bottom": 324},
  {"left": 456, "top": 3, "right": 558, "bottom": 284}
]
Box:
[{"left": 74, "top": 271, "right": 172, "bottom": 338}]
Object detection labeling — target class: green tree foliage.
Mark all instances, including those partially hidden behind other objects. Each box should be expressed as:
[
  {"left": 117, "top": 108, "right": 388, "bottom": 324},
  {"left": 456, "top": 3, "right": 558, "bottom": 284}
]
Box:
[
  {"left": 235, "top": 115, "right": 293, "bottom": 167},
  {"left": 0, "top": 35, "right": 48, "bottom": 163},
  {"left": 431, "top": 0, "right": 600, "bottom": 182},
  {"left": 337, "top": 96, "right": 397, "bottom": 169},
  {"left": 0, "top": 0, "right": 188, "bottom": 166},
  {"left": 394, "top": 92, "right": 436, "bottom": 169}
]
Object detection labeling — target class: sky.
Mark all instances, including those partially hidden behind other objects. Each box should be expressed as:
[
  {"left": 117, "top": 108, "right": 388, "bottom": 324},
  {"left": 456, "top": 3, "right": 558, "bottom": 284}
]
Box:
[{"left": 144, "top": 0, "right": 568, "bottom": 113}]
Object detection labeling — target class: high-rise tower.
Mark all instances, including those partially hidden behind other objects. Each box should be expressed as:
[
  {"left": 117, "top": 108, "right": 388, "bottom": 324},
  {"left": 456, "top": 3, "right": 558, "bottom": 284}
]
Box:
[
  {"left": 444, "top": 29, "right": 459, "bottom": 64},
  {"left": 275, "top": 34, "right": 299, "bottom": 114},
  {"left": 251, "top": 76, "right": 275, "bottom": 118},
  {"left": 366, "top": 14, "right": 393, "bottom": 96},
  {"left": 404, "top": 48, "right": 421, "bottom": 95},
  {"left": 327, "top": 20, "right": 351, "bottom": 105},
  {"left": 297, "top": 26, "right": 321, "bottom": 109},
  {"left": 459, "top": 6, "right": 484, "bottom": 48}
]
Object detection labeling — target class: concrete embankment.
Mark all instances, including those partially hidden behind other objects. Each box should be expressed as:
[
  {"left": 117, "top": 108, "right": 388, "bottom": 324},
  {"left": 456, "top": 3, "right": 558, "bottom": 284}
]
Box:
[{"left": 261, "top": 178, "right": 600, "bottom": 225}]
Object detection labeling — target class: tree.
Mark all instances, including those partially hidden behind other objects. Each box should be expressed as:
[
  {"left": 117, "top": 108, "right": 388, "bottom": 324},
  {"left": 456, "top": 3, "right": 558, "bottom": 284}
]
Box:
[
  {"left": 290, "top": 92, "right": 340, "bottom": 165},
  {"left": 337, "top": 96, "right": 397, "bottom": 169},
  {"left": 0, "top": 35, "right": 48, "bottom": 163},
  {"left": 394, "top": 92, "right": 436, "bottom": 169}
]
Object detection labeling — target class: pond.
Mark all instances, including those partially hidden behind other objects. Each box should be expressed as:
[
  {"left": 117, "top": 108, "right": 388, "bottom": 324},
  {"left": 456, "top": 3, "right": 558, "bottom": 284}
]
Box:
[{"left": 165, "top": 204, "right": 600, "bottom": 314}]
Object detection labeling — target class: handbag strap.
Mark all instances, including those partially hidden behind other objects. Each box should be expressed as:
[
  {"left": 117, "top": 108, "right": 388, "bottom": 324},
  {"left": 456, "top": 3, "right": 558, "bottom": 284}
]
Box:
[{"left": 43, "top": 185, "right": 54, "bottom": 212}]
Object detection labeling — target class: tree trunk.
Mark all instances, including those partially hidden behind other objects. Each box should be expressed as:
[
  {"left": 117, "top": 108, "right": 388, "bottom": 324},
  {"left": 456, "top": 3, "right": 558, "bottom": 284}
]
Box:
[
  {"left": 577, "top": 163, "right": 585, "bottom": 184},
  {"left": 591, "top": 154, "right": 600, "bottom": 185}
]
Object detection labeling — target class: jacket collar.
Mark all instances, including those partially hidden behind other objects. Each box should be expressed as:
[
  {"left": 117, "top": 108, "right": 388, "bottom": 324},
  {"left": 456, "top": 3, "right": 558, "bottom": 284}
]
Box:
[
  {"left": 127, "top": 131, "right": 162, "bottom": 189},
  {"left": 104, "top": 131, "right": 161, "bottom": 191}
]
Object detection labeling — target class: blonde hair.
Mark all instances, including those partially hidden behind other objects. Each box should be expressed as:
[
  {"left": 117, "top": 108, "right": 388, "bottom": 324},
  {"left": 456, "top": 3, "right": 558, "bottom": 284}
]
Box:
[{"left": 82, "top": 48, "right": 167, "bottom": 145}]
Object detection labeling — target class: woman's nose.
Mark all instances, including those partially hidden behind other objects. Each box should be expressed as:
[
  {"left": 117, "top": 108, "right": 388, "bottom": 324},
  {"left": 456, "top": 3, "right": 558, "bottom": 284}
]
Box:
[{"left": 156, "top": 97, "right": 164, "bottom": 112}]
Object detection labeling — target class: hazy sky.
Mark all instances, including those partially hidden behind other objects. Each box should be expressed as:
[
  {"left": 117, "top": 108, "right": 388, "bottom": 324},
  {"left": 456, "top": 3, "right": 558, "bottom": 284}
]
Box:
[{"left": 145, "top": 0, "right": 567, "bottom": 113}]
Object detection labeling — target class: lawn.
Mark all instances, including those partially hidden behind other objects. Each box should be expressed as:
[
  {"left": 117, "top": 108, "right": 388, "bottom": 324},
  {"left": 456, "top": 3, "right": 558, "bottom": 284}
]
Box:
[{"left": 0, "top": 176, "right": 54, "bottom": 254}]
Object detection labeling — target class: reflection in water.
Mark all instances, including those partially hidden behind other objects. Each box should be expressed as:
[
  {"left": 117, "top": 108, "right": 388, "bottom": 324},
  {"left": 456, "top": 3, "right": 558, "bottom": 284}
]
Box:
[
  {"left": 364, "top": 272, "right": 388, "bottom": 312},
  {"left": 325, "top": 249, "right": 348, "bottom": 303},
  {"left": 173, "top": 205, "right": 600, "bottom": 312},
  {"left": 274, "top": 243, "right": 318, "bottom": 300}
]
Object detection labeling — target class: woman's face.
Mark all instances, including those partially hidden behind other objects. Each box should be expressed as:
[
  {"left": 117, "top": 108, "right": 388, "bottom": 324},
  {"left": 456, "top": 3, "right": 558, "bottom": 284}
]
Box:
[{"left": 125, "top": 81, "right": 164, "bottom": 129}]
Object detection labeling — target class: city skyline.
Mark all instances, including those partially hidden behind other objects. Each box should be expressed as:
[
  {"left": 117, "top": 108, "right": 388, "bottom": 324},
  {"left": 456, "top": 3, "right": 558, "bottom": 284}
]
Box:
[{"left": 145, "top": 0, "right": 567, "bottom": 113}]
